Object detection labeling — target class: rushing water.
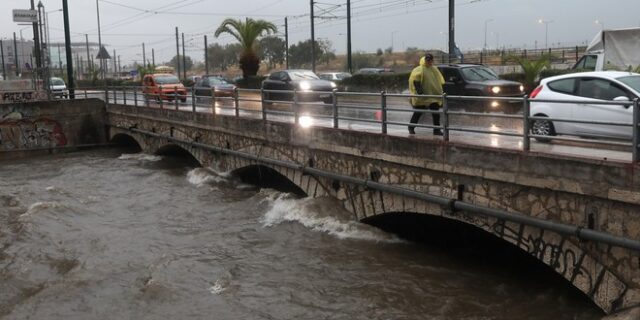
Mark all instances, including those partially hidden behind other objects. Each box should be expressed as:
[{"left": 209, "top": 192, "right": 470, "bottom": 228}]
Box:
[{"left": 0, "top": 148, "right": 603, "bottom": 319}]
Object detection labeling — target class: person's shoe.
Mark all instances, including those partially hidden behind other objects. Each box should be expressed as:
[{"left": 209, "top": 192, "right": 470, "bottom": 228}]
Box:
[
  {"left": 433, "top": 129, "right": 443, "bottom": 136},
  {"left": 408, "top": 127, "right": 415, "bottom": 135}
]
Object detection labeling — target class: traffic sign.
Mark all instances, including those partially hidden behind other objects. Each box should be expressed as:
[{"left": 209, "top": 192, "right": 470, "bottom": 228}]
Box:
[{"left": 13, "top": 9, "right": 37, "bottom": 23}]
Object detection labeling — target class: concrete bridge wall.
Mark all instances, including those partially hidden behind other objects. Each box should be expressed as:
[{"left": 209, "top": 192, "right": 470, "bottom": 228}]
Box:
[
  {"left": 0, "top": 99, "right": 107, "bottom": 159},
  {"left": 106, "top": 104, "right": 640, "bottom": 314}
]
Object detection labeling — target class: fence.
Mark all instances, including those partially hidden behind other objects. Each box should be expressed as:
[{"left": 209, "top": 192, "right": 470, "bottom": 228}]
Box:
[{"left": 57, "top": 85, "right": 640, "bottom": 163}]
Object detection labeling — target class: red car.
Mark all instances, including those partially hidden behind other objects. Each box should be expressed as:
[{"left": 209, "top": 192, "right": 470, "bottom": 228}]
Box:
[{"left": 142, "top": 73, "right": 187, "bottom": 102}]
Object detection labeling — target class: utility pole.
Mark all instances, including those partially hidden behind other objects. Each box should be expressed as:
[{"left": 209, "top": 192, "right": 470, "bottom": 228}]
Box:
[
  {"left": 204, "top": 35, "right": 209, "bottom": 75},
  {"left": 96, "top": 0, "right": 103, "bottom": 79},
  {"left": 285, "top": 17, "right": 289, "bottom": 69},
  {"left": 175, "top": 27, "right": 180, "bottom": 78},
  {"left": 13, "top": 33, "right": 19, "bottom": 76},
  {"left": 117, "top": 55, "right": 121, "bottom": 73},
  {"left": 85, "top": 34, "right": 91, "bottom": 71},
  {"left": 310, "top": 0, "right": 315, "bottom": 72},
  {"left": 30, "top": 0, "right": 42, "bottom": 71},
  {"left": 113, "top": 49, "right": 116, "bottom": 73},
  {"left": 0, "top": 40, "right": 6, "bottom": 80},
  {"left": 152, "top": 48, "right": 155, "bottom": 66},
  {"left": 181, "top": 32, "right": 186, "bottom": 79},
  {"left": 142, "top": 42, "right": 146, "bottom": 66},
  {"left": 63, "top": 0, "right": 74, "bottom": 98},
  {"left": 57, "top": 43, "right": 62, "bottom": 76},
  {"left": 347, "top": 0, "right": 352, "bottom": 73},
  {"left": 448, "top": 0, "right": 455, "bottom": 62}
]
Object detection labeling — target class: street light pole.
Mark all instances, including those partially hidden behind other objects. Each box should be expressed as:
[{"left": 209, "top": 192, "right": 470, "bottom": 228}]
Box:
[
  {"left": 538, "top": 19, "right": 554, "bottom": 49},
  {"left": 390, "top": 30, "right": 399, "bottom": 53},
  {"left": 484, "top": 19, "right": 493, "bottom": 51}
]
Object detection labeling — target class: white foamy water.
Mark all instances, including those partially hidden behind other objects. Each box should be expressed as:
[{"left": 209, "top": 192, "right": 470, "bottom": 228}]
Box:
[
  {"left": 261, "top": 192, "right": 403, "bottom": 243},
  {"left": 118, "top": 153, "right": 163, "bottom": 162},
  {"left": 186, "top": 168, "right": 229, "bottom": 186}
]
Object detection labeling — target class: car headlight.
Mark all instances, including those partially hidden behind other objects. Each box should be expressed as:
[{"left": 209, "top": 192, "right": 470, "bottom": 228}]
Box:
[
  {"left": 330, "top": 81, "right": 337, "bottom": 88},
  {"left": 519, "top": 85, "right": 524, "bottom": 92},
  {"left": 299, "top": 81, "right": 312, "bottom": 91},
  {"left": 491, "top": 86, "right": 501, "bottom": 94}
]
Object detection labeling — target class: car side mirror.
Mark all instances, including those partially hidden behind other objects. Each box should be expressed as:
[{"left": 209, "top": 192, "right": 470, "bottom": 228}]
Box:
[{"left": 613, "top": 96, "right": 630, "bottom": 102}]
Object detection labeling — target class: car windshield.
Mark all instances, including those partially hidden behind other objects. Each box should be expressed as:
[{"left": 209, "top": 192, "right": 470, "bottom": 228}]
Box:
[
  {"left": 461, "top": 66, "right": 499, "bottom": 81},
  {"left": 50, "top": 78, "right": 65, "bottom": 86},
  {"left": 617, "top": 75, "right": 640, "bottom": 93},
  {"left": 289, "top": 71, "right": 319, "bottom": 80},
  {"left": 154, "top": 75, "right": 180, "bottom": 84},
  {"left": 336, "top": 73, "right": 351, "bottom": 80},
  {"left": 209, "top": 77, "right": 228, "bottom": 85}
]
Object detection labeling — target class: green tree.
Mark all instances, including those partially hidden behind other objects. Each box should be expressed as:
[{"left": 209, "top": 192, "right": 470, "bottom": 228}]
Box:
[
  {"left": 207, "top": 43, "right": 242, "bottom": 71},
  {"left": 288, "top": 39, "right": 335, "bottom": 69},
  {"left": 507, "top": 54, "right": 551, "bottom": 93},
  {"left": 169, "top": 55, "right": 193, "bottom": 72},
  {"left": 259, "top": 36, "right": 285, "bottom": 69},
  {"left": 214, "top": 18, "right": 277, "bottom": 78}
]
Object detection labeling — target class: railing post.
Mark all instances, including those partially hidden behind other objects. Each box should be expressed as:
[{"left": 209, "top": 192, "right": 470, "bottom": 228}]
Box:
[
  {"left": 332, "top": 89, "right": 338, "bottom": 129},
  {"left": 633, "top": 98, "right": 640, "bottom": 163},
  {"left": 159, "top": 85, "right": 164, "bottom": 109},
  {"left": 522, "top": 95, "right": 531, "bottom": 152},
  {"left": 174, "top": 86, "right": 179, "bottom": 110},
  {"left": 442, "top": 93, "right": 449, "bottom": 141},
  {"left": 113, "top": 88, "right": 117, "bottom": 104},
  {"left": 191, "top": 87, "right": 196, "bottom": 112},
  {"left": 104, "top": 87, "right": 109, "bottom": 104},
  {"left": 234, "top": 88, "right": 239, "bottom": 117},
  {"left": 380, "top": 91, "right": 387, "bottom": 134},
  {"left": 293, "top": 89, "right": 299, "bottom": 125},
  {"left": 134, "top": 87, "right": 138, "bottom": 107},
  {"left": 261, "top": 87, "right": 266, "bottom": 121},
  {"left": 123, "top": 87, "right": 127, "bottom": 105},
  {"left": 84, "top": 88, "right": 88, "bottom": 99}
]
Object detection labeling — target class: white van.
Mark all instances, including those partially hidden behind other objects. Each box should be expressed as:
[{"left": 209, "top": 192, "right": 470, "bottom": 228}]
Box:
[{"left": 50, "top": 77, "right": 68, "bottom": 99}]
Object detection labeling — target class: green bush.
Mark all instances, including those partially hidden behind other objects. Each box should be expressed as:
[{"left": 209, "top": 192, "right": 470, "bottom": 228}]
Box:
[
  {"left": 500, "top": 72, "right": 526, "bottom": 83},
  {"left": 235, "top": 76, "right": 266, "bottom": 89},
  {"left": 340, "top": 73, "right": 410, "bottom": 93}
]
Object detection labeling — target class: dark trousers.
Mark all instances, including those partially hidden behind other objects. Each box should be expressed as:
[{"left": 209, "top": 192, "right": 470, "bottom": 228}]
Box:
[{"left": 409, "top": 102, "right": 440, "bottom": 132}]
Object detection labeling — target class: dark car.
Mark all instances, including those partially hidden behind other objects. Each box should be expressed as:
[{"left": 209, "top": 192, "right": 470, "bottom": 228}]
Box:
[
  {"left": 261, "top": 70, "right": 337, "bottom": 104},
  {"left": 437, "top": 64, "right": 524, "bottom": 109},
  {"left": 356, "top": 68, "right": 394, "bottom": 75},
  {"left": 194, "top": 75, "right": 236, "bottom": 102}
]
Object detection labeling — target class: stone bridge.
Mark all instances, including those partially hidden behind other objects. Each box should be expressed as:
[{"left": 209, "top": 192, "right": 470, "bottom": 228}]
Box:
[{"left": 4, "top": 99, "right": 640, "bottom": 316}]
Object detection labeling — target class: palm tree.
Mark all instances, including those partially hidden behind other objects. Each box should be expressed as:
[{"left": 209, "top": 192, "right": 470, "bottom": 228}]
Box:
[
  {"left": 507, "top": 54, "right": 551, "bottom": 93},
  {"left": 214, "top": 18, "right": 277, "bottom": 78}
]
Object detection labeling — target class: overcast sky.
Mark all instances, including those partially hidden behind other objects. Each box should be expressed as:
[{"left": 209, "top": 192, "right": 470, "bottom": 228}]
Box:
[{"left": 0, "top": 0, "right": 638, "bottom": 67}]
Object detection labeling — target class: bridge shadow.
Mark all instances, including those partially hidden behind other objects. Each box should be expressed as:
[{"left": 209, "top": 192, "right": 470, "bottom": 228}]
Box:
[
  {"left": 111, "top": 133, "right": 142, "bottom": 153},
  {"left": 363, "top": 212, "right": 602, "bottom": 314},
  {"left": 233, "top": 165, "right": 307, "bottom": 198}
]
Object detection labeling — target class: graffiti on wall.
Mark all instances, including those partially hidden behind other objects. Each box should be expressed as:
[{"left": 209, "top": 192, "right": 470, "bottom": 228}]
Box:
[
  {"left": 0, "top": 111, "right": 67, "bottom": 150},
  {"left": 0, "top": 91, "right": 48, "bottom": 104}
]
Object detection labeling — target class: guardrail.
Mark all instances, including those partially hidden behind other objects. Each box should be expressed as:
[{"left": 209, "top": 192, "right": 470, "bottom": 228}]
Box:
[{"left": 63, "top": 86, "right": 640, "bottom": 163}]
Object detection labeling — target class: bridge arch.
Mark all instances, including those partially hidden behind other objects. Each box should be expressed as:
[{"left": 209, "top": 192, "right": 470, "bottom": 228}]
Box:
[
  {"left": 109, "top": 133, "right": 142, "bottom": 152},
  {"left": 345, "top": 187, "right": 627, "bottom": 313}
]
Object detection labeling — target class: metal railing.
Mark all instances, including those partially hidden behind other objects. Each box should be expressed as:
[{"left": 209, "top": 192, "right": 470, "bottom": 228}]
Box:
[{"left": 63, "top": 86, "right": 640, "bottom": 163}]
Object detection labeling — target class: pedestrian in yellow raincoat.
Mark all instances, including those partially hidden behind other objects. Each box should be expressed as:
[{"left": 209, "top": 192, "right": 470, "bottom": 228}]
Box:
[{"left": 408, "top": 53, "right": 445, "bottom": 135}]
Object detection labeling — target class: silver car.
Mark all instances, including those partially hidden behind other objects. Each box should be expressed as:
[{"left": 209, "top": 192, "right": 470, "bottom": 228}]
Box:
[{"left": 530, "top": 71, "right": 640, "bottom": 140}]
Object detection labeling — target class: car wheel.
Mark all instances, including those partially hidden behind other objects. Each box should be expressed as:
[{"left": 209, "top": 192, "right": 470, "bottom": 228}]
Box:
[
  {"left": 180, "top": 98, "right": 187, "bottom": 103},
  {"left": 531, "top": 115, "right": 555, "bottom": 142}
]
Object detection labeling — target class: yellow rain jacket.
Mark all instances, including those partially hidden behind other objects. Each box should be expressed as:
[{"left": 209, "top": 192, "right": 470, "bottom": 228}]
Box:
[{"left": 408, "top": 56, "right": 445, "bottom": 107}]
